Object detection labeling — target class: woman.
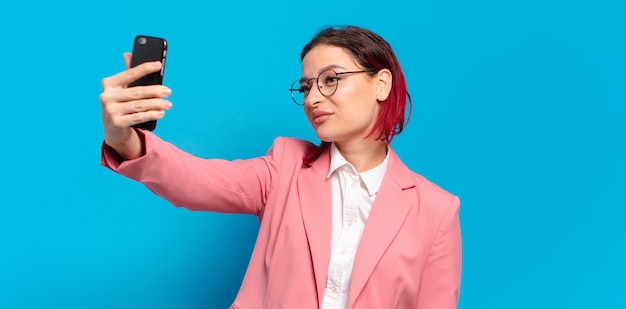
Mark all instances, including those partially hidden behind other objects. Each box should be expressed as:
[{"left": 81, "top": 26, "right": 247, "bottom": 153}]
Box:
[{"left": 100, "top": 26, "right": 461, "bottom": 309}]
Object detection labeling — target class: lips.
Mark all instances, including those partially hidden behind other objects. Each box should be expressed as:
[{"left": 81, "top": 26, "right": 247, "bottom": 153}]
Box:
[{"left": 311, "top": 110, "right": 333, "bottom": 124}]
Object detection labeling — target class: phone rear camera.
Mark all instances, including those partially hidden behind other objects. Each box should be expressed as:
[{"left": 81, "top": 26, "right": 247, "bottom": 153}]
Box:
[{"left": 138, "top": 37, "right": 147, "bottom": 45}]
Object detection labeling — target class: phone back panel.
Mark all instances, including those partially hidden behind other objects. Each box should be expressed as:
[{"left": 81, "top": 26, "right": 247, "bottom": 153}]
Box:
[
  {"left": 128, "top": 35, "right": 167, "bottom": 131},
  {"left": 128, "top": 36, "right": 167, "bottom": 88}
]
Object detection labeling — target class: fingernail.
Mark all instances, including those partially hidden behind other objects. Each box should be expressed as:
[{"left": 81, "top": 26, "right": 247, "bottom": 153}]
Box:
[
  {"left": 162, "top": 87, "right": 171, "bottom": 95},
  {"left": 157, "top": 110, "right": 165, "bottom": 117},
  {"left": 153, "top": 61, "right": 162, "bottom": 68},
  {"left": 164, "top": 101, "right": 173, "bottom": 109}
]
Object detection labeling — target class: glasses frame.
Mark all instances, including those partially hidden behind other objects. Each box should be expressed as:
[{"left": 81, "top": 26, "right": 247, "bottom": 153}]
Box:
[{"left": 289, "top": 68, "right": 378, "bottom": 106}]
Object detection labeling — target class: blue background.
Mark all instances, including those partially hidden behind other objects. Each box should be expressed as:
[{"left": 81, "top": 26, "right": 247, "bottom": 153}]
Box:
[{"left": 1, "top": 0, "right": 625, "bottom": 308}]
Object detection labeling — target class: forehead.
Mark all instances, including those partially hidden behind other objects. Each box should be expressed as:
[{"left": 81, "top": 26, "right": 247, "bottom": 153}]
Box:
[{"left": 301, "top": 45, "right": 357, "bottom": 77}]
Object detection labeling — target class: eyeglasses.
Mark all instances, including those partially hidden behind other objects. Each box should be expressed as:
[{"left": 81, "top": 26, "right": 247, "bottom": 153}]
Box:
[{"left": 289, "top": 68, "right": 378, "bottom": 106}]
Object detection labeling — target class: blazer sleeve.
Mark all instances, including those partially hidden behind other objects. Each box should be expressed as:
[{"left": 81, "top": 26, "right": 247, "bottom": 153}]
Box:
[
  {"left": 416, "top": 196, "right": 462, "bottom": 309},
  {"left": 101, "top": 129, "right": 281, "bottom": 216}
]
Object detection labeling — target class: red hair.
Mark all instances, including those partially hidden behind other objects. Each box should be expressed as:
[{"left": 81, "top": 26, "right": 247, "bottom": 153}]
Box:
[{"left": 301, "top": 26, "right": 412, "bottom": 166}]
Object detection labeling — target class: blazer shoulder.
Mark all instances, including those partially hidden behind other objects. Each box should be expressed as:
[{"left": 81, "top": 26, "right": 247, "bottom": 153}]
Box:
[
  {"left": 270, "top": 136, "right": 317, "bottom": 157},
  {"left": 271, "top": 136, "right": 316, "bottom": 152},
  {"left": 265, "top": 136, "right": 317, "bottom": 164},
  {"left": 410, "top": 172, "right": 460, "bottom": 216}
]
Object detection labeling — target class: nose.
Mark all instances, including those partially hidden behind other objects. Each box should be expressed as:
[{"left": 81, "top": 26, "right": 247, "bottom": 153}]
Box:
[{"left": 303, "top": 81, "right": 323, "bottom": 107}]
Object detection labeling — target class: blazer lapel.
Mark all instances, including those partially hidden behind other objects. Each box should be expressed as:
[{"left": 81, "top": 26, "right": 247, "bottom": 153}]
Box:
[
  {"left": 348, "top": 149, "right": 416, "bottom": 308},
  {"left": 297, "top": 149, "right": 333, "bottom": 306}
]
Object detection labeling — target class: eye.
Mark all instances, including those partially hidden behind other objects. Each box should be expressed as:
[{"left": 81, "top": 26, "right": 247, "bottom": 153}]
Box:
[
  {"left": 298, "top": 84, "right": 311, "bottom": 93},
  {"left": 323, "top": 75, "right": 340, "bottom": 86}
]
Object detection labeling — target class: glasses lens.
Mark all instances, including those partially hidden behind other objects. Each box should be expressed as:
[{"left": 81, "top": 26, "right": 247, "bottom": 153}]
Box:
[
  {"left": 290, "top": 80, "right": 306, "bottom": 105},
  {"left": 318, "top": 69, "right": 339, "bottom": 96}
]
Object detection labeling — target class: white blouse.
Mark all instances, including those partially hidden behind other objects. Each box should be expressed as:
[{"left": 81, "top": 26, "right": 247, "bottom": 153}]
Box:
[{"left": 321, "top": 143, "right": 390, "bottom": 309}]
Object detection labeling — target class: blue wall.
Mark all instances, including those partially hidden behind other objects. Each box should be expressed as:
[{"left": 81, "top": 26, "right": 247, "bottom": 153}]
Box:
[{"left": 1, "top": 0, "right": 624, "bottom": 308}]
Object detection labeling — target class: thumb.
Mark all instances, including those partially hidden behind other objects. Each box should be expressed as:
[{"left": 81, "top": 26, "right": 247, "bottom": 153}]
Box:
[{"left": 123, "top": 52, "right": 132, "bottom": 70}]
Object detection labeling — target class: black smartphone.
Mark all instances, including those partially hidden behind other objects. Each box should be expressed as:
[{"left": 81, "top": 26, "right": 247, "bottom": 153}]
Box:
[{"left": 128, "top": 35, "right": 168, "bottom": 131}]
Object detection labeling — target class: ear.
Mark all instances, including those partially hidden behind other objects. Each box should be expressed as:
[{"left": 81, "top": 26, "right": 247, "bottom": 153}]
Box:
[{"left": 374, "top": 68, "right": 392, "bottom": 102}]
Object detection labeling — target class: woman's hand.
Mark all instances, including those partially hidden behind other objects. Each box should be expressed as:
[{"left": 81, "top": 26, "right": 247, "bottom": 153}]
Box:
[{"left": 100, "top": 52, "right": 172, "bottom": 160}]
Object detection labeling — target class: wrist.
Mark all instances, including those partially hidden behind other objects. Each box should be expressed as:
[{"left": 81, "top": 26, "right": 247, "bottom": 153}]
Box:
[{"left": 105, "top": 128, "right": 144, "bottom": 160}]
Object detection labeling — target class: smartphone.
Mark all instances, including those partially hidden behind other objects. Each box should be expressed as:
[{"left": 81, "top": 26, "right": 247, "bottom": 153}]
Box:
[{"left": 128, "top": 35, "right": 168, "bottom": 131}]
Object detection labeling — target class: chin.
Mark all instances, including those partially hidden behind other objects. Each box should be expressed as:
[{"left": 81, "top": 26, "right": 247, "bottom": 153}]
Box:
[
  {"left": 315, "top": 134, "right": 335, "bottom": 143},
  {"left": 313, "top": 130, "right": 336, "bottom": 143}
]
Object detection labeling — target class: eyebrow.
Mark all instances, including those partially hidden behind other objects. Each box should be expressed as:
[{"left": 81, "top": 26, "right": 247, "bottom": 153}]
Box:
[{"left": 300, "top": 64, "right": 347, "bottom": 81}]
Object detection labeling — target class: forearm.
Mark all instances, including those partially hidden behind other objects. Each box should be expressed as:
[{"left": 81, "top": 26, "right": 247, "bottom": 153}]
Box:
[{"left": 101, "top": 130, "right": 276, "bottom": 215}]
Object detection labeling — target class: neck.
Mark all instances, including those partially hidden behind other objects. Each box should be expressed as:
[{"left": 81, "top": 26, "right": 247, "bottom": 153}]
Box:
[{"left": 334, "top": 138, "right": 388, "bottom": 173}]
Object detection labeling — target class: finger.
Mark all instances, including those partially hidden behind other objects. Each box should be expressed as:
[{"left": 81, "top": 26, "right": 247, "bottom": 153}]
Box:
[
  {"left": 101, "top": 84, "right": 171, "bottom": 104},
  {"left": 123, "top": 52, "right": 132, "bottom": 70},
  {"left": 102, "top": 61, "right": 162, "bottom": 89},
  {"left": 111, "top": 110, "right": 167, "bottom": 128},
  {"left": 104, "top": 97, "right": 171, "bottom": 119},
  {"left": 117, "top": 98, "right": 172, "bottom": 115}
]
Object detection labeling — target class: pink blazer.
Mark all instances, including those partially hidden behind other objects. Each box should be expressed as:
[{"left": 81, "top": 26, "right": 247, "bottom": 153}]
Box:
[{"left": 102, "top": 131, "right": 462, "bottom": 309}]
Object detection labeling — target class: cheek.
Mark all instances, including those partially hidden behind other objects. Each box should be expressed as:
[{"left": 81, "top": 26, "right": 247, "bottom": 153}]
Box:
[
  {"left": 337, "top": 85, "right": 377, "bottom": 114},
  {"left": 341, "top": 80, "right": 376, "bottom": 103},
  {"left": 303, "top": 106, "right": 314, "bottom": 122}
]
